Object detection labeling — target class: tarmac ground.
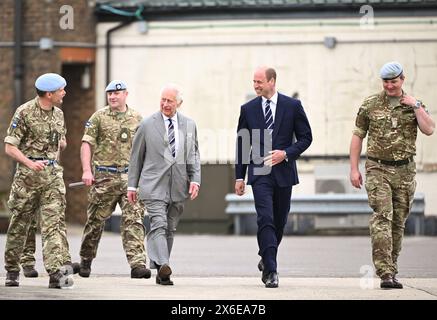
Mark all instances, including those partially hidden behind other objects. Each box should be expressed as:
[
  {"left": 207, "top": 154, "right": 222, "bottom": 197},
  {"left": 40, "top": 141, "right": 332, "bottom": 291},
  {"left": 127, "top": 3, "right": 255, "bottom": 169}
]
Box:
[{"left": 1, "top": 227, "right": 436, "bottom": 303}]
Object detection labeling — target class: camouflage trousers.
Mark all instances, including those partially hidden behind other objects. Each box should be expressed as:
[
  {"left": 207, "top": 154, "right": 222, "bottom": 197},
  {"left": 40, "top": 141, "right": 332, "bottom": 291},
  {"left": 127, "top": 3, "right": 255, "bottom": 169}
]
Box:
[
  {"left": 365, "top": 159, "right": 416, "bottom": 278},
  {"left": 19, "top": 214, "right": 37, "bottom": 268},
  {"left": 4, "top": 164, "right": 71, "bottom": 274},
  {"left": 79, "top": 171, "right": 146, "bottom": 269},
  {"left": 19, "top": 211, "right": 72, "bottom": 269}
]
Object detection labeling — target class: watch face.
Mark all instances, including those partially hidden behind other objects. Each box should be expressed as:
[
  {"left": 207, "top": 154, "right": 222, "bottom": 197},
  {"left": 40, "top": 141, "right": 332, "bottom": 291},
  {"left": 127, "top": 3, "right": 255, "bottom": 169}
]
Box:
[{"left": 415, "top": 101, "right": 422, "bottom": 108}]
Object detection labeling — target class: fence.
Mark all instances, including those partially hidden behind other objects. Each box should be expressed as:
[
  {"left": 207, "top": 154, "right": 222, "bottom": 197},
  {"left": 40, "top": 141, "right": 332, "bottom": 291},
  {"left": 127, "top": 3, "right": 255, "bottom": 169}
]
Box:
[{"left": 225, "top": 193, "right": 425, "bottom": 235}]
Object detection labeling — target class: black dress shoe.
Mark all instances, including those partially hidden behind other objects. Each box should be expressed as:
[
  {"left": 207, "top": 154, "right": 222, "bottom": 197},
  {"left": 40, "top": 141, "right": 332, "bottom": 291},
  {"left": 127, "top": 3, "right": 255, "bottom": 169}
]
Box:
[
  {"left": 258, "top": 259, "right": 264, "bottom": 272},
  {"left": 261, "top": 269, "right": 268, "bottom": 284},
  {"left": 265, "top": 272, "right": 279, "bottom": 288},
  {"left": 156, "top": 264, "right": 173, "bottom": 285},
  {"left": 158, "top": 264, "right": 172, "bottom": 279},
  {"left": 156, "top": 275, "right": 174, "bottom": 285},
  {"left": 259, "top": 259, "right": 268, "bottom": 284}
]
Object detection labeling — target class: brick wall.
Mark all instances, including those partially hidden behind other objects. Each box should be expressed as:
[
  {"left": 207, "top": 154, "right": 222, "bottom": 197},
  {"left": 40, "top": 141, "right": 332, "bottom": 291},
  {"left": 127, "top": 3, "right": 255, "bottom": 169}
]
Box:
[
  {"left": 0, "top": 0, "right": 16, "bottom": 193},
  {"left": 62, "top": 64, "right": 96, "bottom": 224},
  {"left": 0, "top": 0, "right": 96, "bottom": 223}
]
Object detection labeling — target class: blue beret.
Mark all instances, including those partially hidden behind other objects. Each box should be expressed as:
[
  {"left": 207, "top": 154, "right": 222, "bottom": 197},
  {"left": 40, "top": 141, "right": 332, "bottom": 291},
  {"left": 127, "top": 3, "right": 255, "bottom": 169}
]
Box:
[
  {"left": 380, "top": 61, "right": 403, "bottom": 80},
  {"left": 105, "top": 80, "right": 127, "bottom": 92},
  {"left": 35, "top": 73, "right": 66, "bottom": 91}
]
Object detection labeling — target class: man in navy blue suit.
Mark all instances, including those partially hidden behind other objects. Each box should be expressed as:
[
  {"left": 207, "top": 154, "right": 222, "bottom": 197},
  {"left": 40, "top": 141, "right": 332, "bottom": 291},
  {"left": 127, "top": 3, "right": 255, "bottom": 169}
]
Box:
[{"left": 235, "top": 66, "right": 312, "bottom": 288}]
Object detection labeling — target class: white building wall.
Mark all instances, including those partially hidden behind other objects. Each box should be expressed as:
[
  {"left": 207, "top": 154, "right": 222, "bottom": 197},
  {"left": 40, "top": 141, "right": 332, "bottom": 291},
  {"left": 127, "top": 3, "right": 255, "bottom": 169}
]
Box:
[{"left": 96, "top": 17, "right": 437, "bottom": 215}]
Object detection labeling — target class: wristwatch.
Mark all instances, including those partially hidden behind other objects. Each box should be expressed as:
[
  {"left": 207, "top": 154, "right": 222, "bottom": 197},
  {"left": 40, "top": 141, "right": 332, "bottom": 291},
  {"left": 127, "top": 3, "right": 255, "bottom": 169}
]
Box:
[
  {"left": 414, "top": 100, "right": 422, "bottom": 109},
  {"left": 283, "top": 150, "right": 288, "bottom": 162}
]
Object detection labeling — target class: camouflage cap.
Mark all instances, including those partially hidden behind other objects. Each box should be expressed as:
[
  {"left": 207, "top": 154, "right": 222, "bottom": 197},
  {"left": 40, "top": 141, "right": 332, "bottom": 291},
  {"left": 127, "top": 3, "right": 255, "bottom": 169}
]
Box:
[
  {"left": 380, "top": 61, "right": 403, "bottom": 80},
  {"left": 105, "top": 80, "right": 127, "bottom": 92},
  {"left": 35, "top": 73, "right": 66, "bottom": 91}
]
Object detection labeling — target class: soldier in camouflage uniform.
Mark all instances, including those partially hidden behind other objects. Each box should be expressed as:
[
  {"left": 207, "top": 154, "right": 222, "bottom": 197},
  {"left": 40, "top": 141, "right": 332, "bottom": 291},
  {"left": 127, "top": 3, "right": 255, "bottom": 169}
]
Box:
[
  {"left": 78, "top": 80, "right": 150, "bottom": 279},
  {"left": 350, "top": 62, "right": 435, "bottom": 289},
  {"left": 4, "top": 73, "right": 78, "bottom": 288}
]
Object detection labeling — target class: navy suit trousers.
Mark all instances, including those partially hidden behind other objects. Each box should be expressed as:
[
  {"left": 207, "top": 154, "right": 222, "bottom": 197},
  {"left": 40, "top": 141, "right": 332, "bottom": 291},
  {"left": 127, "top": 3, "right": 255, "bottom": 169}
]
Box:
[{"left": 252, "top": 175, "right": 292, "bottom": 273}]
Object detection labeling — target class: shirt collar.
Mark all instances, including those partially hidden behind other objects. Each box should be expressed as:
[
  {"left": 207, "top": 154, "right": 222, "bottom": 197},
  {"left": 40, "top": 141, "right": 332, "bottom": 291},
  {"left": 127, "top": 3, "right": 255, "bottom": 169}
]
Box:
[
  {"left": 382, "top": 89, "right": 406, "bottom": 99},
  {"left": 35, "top": 96, "right": 54, "bottom": 111},
  {"left": 262, "top": 91, "right": 278, "bottom": 106},
  {"left": 108, "top": 104, "right": 130, "bottom": 116},
  {"left": 162, "top": 112, "right": 178, "bottom": 123}
]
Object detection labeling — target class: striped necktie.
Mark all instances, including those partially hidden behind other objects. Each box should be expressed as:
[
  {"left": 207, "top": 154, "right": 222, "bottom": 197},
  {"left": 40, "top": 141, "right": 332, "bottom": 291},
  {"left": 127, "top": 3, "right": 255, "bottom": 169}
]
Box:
[
  {"left": 265, "top": 99, "right": 274, "bottom": 134},
  {"left": 168, "top": 118, "right": 175, "bottom": 157}
]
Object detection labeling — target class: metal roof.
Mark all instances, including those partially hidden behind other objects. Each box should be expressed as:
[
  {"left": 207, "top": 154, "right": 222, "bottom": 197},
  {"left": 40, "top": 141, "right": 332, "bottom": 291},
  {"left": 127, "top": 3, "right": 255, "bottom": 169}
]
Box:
[{"left": 94, "top": 0, "right": 437, "bottom": 21}]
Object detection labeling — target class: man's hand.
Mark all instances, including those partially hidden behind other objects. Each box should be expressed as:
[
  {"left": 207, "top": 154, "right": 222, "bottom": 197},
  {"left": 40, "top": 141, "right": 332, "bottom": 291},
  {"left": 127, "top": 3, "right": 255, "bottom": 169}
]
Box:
[
  {"left": 350, "top": 168, "right": 363, "bottom": 189},
  {"left": 189, "top": 183, "right": 200, "bottom": 200},
  {"left": 264, "top": 150, "right": 286, "bottom": 167},
  {"left": 400, "top": 95, "right": 417, "bottom": 108},
  {"left": 82, "top": 171, "right": 95, "bottom": 186},
  {"left": 235, "top": 180, "right": 245, "bottom": 196},
  {"left": 127, "top": 190, "right": 137, "bottom": 204},
  {"left": 27, "top": 160, "right": 48, "bottom": 171}
]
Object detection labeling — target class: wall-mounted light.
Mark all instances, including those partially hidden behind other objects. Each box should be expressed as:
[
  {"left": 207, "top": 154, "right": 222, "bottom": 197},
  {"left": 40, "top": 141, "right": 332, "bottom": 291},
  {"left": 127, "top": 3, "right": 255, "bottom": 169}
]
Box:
[
  {"left": 324, "top": 36, "right": 337, "bottom": 49},
  {"left": 81, "top": 66, "right": 91, "bottom": 90},
  {"left": 138, "top": 20, "right": 148, "bottom": 34},
  {"left": 39, "top": 37, "right": 53, "bottom": 50}
]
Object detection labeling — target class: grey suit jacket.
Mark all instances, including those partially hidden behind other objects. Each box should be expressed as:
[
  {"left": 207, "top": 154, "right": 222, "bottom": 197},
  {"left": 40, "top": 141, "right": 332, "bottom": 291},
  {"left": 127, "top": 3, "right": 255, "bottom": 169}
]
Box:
[{"left": 128, "top": 111, "right": 201, "bottom": 202}]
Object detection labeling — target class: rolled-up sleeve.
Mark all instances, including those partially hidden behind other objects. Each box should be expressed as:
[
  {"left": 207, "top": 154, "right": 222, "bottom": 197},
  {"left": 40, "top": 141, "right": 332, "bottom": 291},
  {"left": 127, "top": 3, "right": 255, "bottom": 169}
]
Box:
[
  {"left": 352, "top": 106, "right": 369, "bottom": 139},
  {"left": 4, "top": 109, "right": 26, "bottom": 147},
  {"left": 82, "top": 114, "right": 99, "bottom": 146}
]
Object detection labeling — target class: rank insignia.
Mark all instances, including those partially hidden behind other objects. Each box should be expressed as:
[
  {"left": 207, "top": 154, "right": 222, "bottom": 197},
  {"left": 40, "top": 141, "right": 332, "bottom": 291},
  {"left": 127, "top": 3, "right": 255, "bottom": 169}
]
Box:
[{"left": 119, "top": 128, "right": 129, "bottom": 142}]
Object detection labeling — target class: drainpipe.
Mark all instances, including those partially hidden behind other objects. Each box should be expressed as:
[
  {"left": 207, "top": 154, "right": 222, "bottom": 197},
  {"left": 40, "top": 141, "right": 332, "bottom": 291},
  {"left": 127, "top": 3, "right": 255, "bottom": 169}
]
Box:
[
  {"left": 105, "top": 20, "right": 132, "bottom": 99},
  {"left": 14, "top": 0, "right": 23, "bottom": 109}
]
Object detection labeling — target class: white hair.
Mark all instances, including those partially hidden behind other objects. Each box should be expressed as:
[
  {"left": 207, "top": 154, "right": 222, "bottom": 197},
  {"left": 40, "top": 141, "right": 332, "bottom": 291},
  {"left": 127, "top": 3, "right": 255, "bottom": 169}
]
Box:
[{"left": 160, "top": 83, "right": 183, "bottom": 103}]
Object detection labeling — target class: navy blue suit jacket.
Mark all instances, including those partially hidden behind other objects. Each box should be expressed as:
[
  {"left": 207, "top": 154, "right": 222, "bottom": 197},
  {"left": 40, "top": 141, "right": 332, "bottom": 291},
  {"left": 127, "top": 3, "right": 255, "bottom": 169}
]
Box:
[{"left": 235, "top": 93, "right": 312, "bottom": 187}]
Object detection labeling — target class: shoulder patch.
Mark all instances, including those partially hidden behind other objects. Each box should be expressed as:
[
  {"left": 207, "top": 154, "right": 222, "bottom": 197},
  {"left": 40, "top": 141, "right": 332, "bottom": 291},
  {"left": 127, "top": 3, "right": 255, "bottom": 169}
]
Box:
[{"left": 11, "top": 117, "right": 20, "bottom": 129}]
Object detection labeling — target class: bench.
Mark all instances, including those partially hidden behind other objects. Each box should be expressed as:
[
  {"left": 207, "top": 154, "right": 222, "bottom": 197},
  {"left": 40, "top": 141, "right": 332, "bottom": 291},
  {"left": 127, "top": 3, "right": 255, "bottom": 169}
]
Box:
[{"left": 225, "top": 193, "right": 425, "bottom": 235}]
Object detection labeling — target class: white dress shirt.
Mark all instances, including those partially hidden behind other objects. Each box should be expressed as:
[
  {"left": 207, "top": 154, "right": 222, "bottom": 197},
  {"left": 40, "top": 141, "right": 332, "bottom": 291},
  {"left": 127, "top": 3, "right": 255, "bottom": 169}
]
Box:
[
  {"left": 162, "top": 112, "right": 179, "bottom": 156},
  {"left": 262, "top": 91, "right": 278, "bottom": 123}
]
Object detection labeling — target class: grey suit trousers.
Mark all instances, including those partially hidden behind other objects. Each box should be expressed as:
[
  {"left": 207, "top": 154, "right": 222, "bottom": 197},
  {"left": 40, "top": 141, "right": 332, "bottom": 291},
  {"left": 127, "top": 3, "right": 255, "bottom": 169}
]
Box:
[{"left": 145, "top": 199, "right": 184, "bottom": 268}]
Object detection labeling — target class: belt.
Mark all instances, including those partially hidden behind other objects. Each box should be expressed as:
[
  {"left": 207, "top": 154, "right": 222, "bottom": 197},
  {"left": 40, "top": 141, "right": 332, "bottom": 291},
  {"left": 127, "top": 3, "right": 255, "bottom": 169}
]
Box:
[
  {"left": 28, "top": 157, "right": 57, "bottom": 166},
  {"left": 95, "top": 165, "right": 129, "bottom": 173},
  {"left": 367, "top": 156, "right": 413, "bottom": 167}
]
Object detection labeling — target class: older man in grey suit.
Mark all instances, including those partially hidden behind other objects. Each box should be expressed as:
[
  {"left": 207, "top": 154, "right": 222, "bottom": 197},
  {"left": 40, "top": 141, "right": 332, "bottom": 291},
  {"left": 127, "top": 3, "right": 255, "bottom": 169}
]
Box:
[{"left": 127, "top": 84, "right": 201, "bottom": 285}]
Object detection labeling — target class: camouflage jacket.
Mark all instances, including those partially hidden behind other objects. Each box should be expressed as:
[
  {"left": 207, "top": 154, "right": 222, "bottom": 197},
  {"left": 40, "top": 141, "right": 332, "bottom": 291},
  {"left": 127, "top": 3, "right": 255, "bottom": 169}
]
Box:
[
  {"left": 82, "top": 106, "right": 142, "bottom": 166},
  {"left": 353, "top": 91, "right": 427, "bottom": 161},
  {"left": 4, "top": 97, "right": 66, "bottom": 160}
]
